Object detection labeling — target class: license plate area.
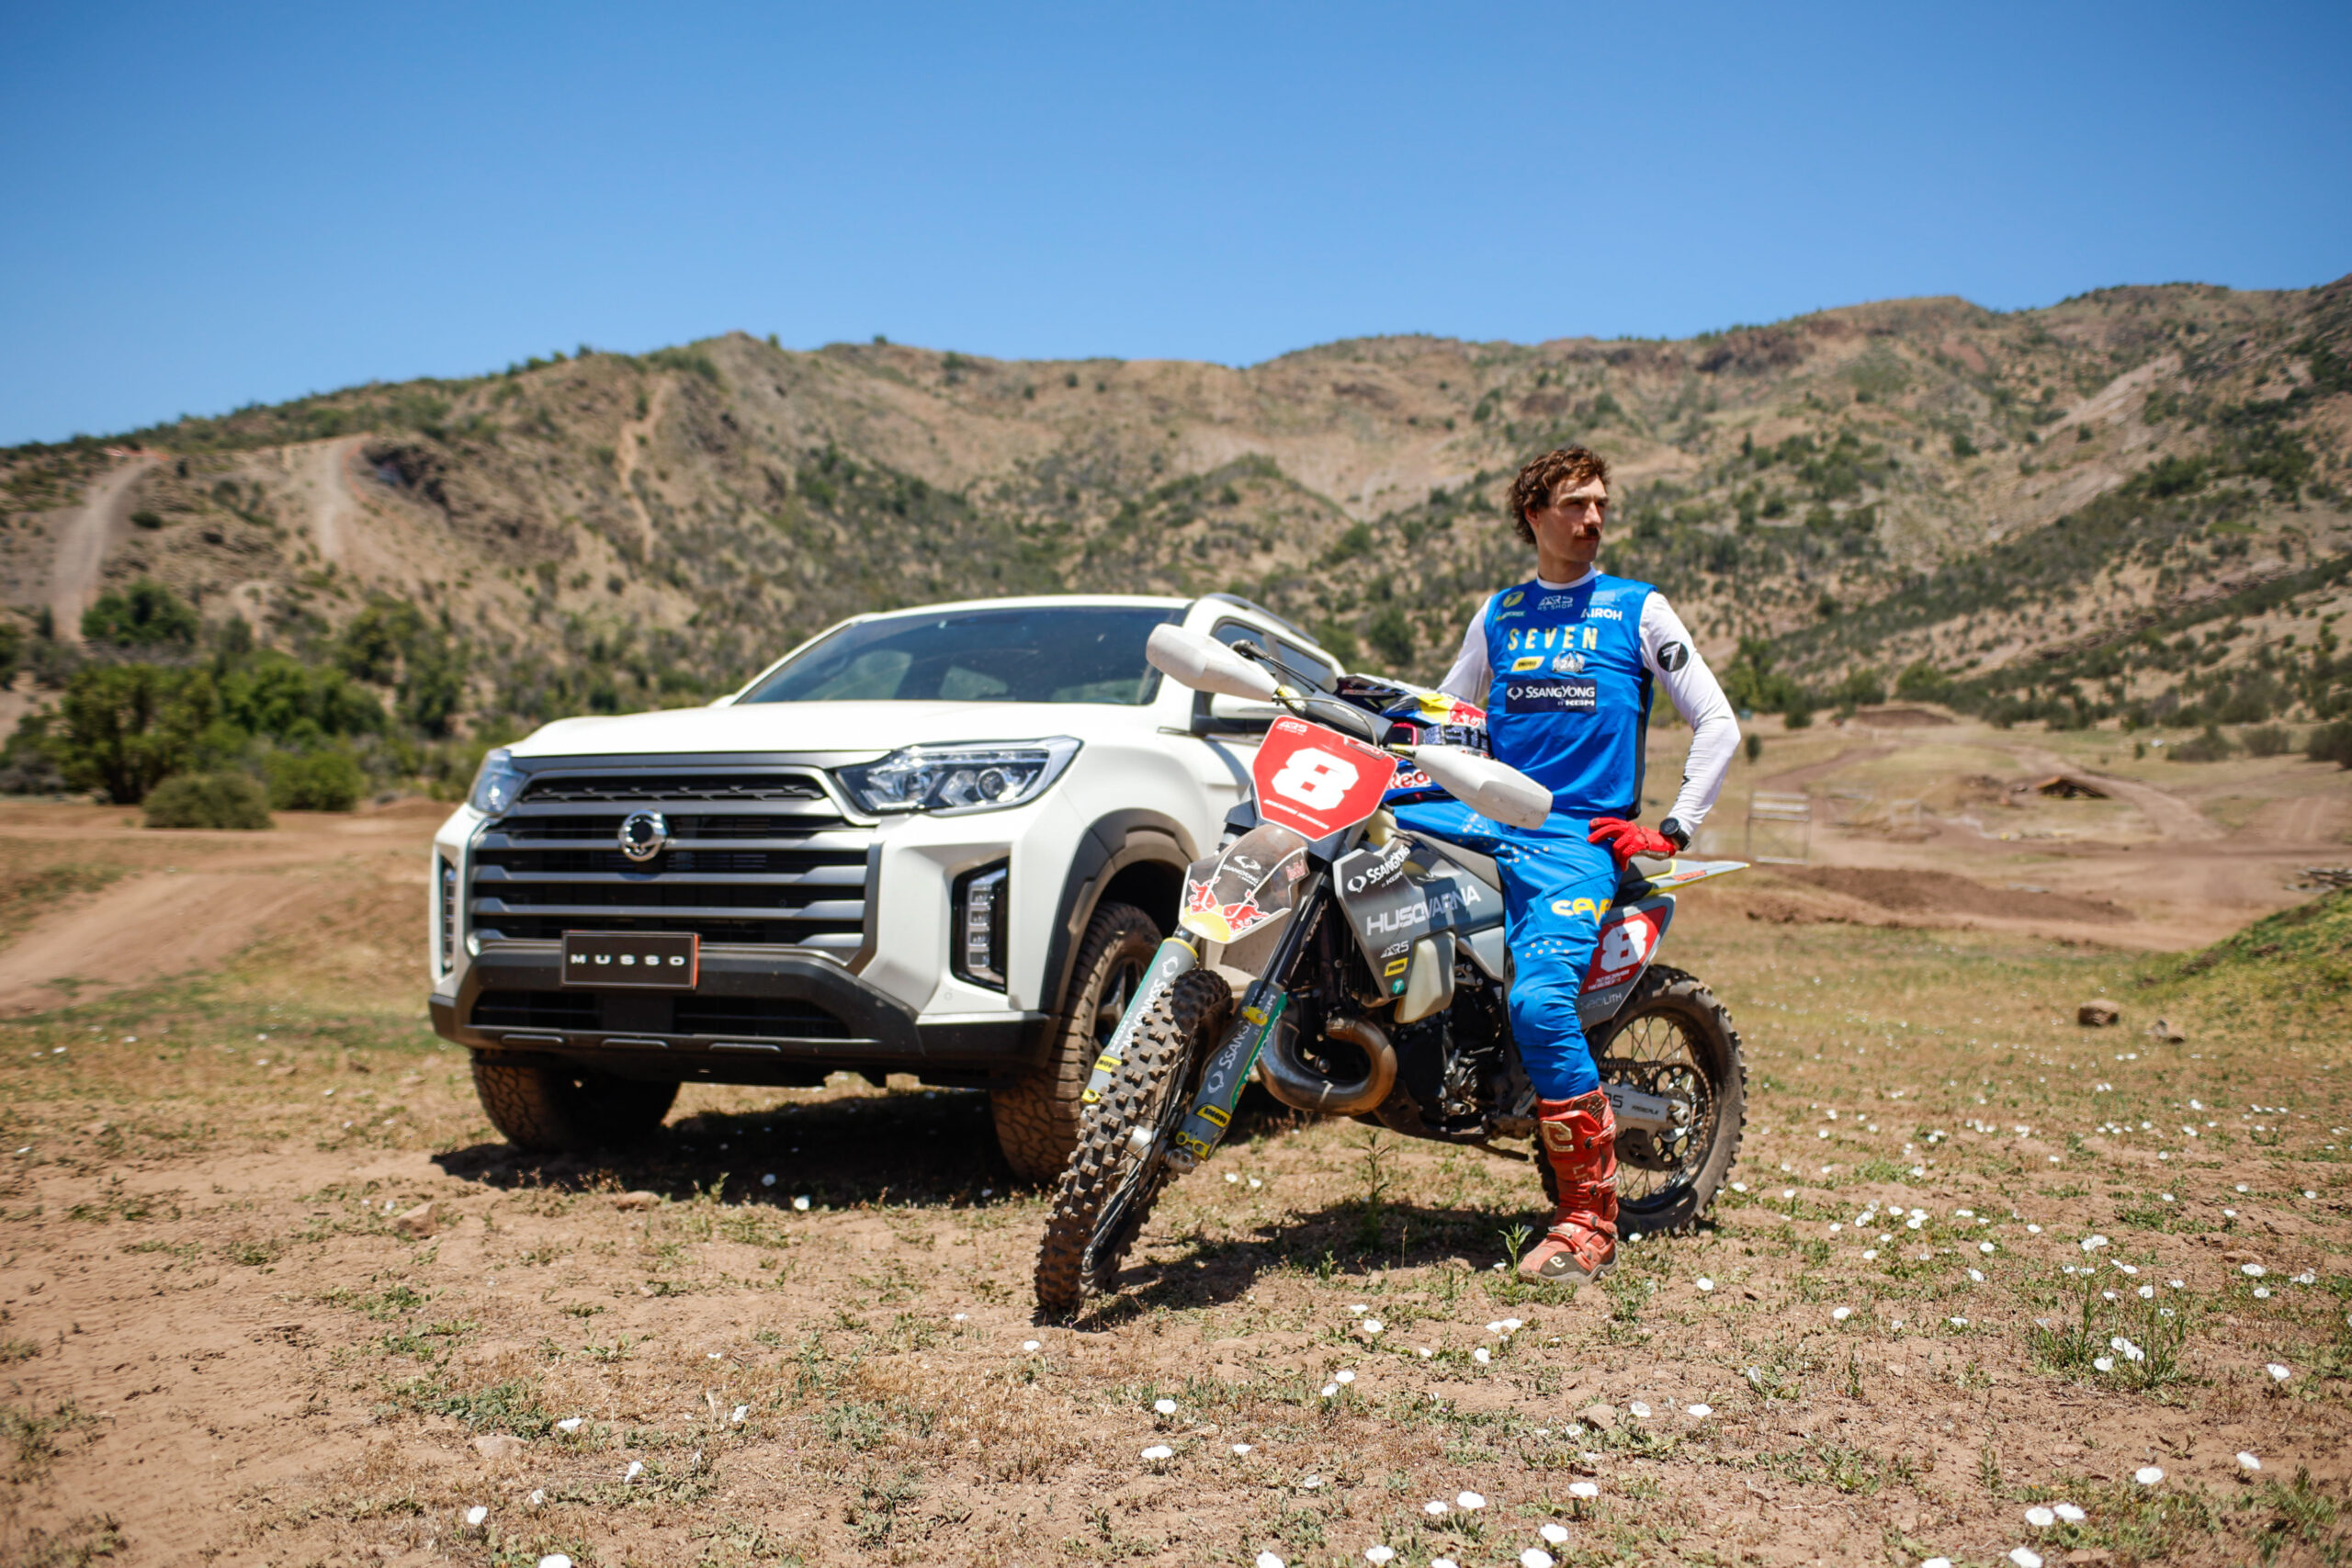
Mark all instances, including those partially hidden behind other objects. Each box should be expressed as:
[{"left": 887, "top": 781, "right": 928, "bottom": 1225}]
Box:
[{"left": 560, "top": 931, "right": 699, "bottom": 989}]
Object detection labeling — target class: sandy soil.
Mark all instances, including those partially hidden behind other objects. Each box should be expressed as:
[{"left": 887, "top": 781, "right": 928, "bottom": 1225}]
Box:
[{"left": 0, "top": 728, "right": 2347, "bottom": 1566}]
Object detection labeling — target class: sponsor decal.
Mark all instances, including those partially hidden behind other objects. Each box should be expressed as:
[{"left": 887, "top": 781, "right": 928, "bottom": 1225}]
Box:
[
  {"left": 1549, "top": 895, "right": 1612, "bottom": 922},
  {"left": 1549, "top": 652, "right": 1584, "bottom": 675},
  {"left": 1413, "top": 694, "right": 1487, "bottom": 726},
  {"left": 1249, "top": 717, "right": 1395, "bottom": 840},
  {"left": 1505, "top": 677, "right": 1598, "bottom": 714},
  {"left": 1377, "top": 939, "right": 1410, "bottom": 959},
  {"left": 1657, "top": 640, "right": 1690, "bottom": 672},
  {"left": 1506, "top": 627, "right": 1522, "bottom": 651},
  {"left": 1586, "top": 605, "right": 1623, "bottom": 621},
  {"left": 1383, "top": 955, "right": 1409, "bottom": 977},
  {"left": 1538, "top": 592, "right": 1577, "bottom": 610},
  {"left": 1501, "top": 590, "right": 1524, "bottom": 606},
  {"left": 1340, "top": 836, "right": 1411, "bottom": 893},
  {"left": 1181, "top": 877, "right": 1272, "bottom": 944},
  {"left": 1589, "top": 588, "right": 1621, "bottom": 604},
  {"left": 1510, "top": 655, "right": 1544, "bottom": 672}
]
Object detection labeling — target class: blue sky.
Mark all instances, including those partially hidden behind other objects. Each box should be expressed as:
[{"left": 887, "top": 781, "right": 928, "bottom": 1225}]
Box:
[{"left": 3, "top": 1, "right": 2347, "bottom": 446}]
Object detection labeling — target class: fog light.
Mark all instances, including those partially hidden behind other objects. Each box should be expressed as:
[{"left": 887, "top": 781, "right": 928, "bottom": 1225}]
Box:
[
  {"left": 438, "top": 855, "right": 458, "bottom": 973},
  {"left": 954, "top": 863, "right": 1009, "bottom": 989}
]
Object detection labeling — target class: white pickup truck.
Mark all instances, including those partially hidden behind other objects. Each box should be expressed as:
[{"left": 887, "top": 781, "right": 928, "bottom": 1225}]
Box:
[{"left": 426, "top": 592, "right": 1346, "bottom": 1178}]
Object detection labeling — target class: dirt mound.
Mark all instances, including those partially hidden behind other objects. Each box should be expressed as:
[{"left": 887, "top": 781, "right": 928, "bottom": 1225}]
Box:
[
  {"left": 1851, "top": 705, "right": 1954, "bottom": 727},
  {"left": 1775, "top": 864, "right": 2129, "bottom": 923}
]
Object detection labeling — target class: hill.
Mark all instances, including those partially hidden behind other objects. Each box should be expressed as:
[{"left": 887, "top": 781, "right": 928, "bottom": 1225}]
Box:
[{"left": 2, "top": 278, "right": 2349, "bottom": 791}]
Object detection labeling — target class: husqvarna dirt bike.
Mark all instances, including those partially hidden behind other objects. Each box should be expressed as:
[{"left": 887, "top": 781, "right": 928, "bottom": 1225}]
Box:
[{"left": 1034, "top": 626, "right": 1748, "bottom": 1313}]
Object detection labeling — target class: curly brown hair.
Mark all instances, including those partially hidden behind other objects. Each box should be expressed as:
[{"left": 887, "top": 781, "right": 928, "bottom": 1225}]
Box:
[{"left": 1507, "top": 446, "right": 1611, "bottom": 545}]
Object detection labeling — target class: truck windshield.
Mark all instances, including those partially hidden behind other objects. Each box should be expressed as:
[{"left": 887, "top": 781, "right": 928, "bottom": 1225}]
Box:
[{"left": 741, "top": 604, "right": 1184, "bottom": 705}]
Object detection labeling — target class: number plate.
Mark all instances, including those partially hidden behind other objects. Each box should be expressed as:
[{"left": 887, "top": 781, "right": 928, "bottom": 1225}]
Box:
[
  {"left": 560, "top": 931, "right": 699, "bottom": 988},
  {"left": 1249, "top": 716, "right": 1396, "bottom": 840}
]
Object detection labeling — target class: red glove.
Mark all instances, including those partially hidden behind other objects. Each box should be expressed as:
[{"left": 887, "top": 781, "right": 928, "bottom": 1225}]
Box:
[{"left": 1586, "top": 817, "right": 1676, "bottom": 866}]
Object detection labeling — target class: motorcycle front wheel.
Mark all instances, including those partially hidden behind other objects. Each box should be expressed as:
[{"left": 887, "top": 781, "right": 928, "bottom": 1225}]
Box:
[
  {"left": 1549, "top": 964, "right": 1747, "bottom": 1237},
  {"left": 1034, "top": 967, "right": 1231, "bottom": 1315}
]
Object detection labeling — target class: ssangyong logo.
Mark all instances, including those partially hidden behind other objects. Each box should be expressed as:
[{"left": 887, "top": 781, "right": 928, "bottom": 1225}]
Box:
[{"left": 617, "top": 810, "right": 669, "bottom": 863}]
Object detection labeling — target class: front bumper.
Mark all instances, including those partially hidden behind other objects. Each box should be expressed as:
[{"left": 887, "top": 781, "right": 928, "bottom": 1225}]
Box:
[{"left": 429, "top": 942, "right": 1048, "bottom": 1089}]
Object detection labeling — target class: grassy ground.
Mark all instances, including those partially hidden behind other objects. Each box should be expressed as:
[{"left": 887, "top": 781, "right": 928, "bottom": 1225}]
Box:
[{"left": 2, "top": 866, "right": 2348, "bottom": 1566}]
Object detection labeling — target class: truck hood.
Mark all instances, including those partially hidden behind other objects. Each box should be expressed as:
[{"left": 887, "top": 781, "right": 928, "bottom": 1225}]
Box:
[{"left": 510, "top": 701, "right": 1135, "bottom": 760}]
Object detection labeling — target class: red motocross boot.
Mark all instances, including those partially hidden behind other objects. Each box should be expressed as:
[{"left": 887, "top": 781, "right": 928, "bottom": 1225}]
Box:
[{"left": 1520, "top": 1089, "right": 1619, "bottom": 1282}]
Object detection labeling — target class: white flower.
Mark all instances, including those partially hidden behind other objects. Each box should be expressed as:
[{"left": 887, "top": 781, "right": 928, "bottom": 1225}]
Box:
[
  {"left": 2053, "top": 1504, "right": 2085, "bottom": 1523},
  {"left": 2081, "top": 1235, "right": 2109, "bottom": 1252},
  {"left": 2093, "top": 1357, "right": 2115, "bottom": 1372},
  {"left": 1696, "top": 1277, "right": 1715, "bottom": 1292},
  {"left": 1232, "top": 1442, "right": 1253, "bottom": 1455},
  {"left": 1321, "top": 1383, "right": 1340, "bottom": 1398},
  {"left": 2135, "top": 1466, "right": 2165, "bottom": 1485},
  {"left": 1424, "top": 1498, "right": 1450, "bottom": 1515},
  {"left": 538, "top": 1557, "right": 573, "bottom": 1568},
  {"left": 2027, "top": 1224, "right": 2041, "bottom": 1234},
  {"left": 1336, "top": 1370, "right": 1355, "bottom": 1384},
  {"left": 729, "top": 1404, "right": 748, "bottom": 1424},
  {"left": 1141, "top": 1444, "right": 1173, "bottom": 1461},
  {"left": 1950, "top": 1317, "right": 1968, "bottom": 1327},
  {"left": 1687, "top": 1403, "right": 1713, "bottom": 1417},
  {"left": 465, "top": 1505, "right": 489, "bottom": 1527},
  {"left": 1628, "top": 1401, "right": 1651, "bottom": 1417},
  {"left": 1351, "top": 1303, "right": 1369, "bottom": 1314},
  {"left": 2238, "top": 1452, "right": 2262, "bottom": 1471},
  {"left": 2244, "top": 1263, "right": 2267, "bottom": 1277},
  {"left": 1256, "top": 1554, "right": 1285, "bottom": 1568},
  {"left": 791, "top": 1195, "right": 810, "bottom": 1211},
  {"left": 2010, "top": 1550, "right": 2044, "bottom": 1568},
  {"left": 1023, "top": 1339, "right": 1041, "bottom": 1352},
  {"left": 1363, "top": 1319, "right": 1384, "bottom": 1334},
  {"left": 2267, "top": 1363, "right": 2292, "bottom": 1382},
  {"left": 1433, "top": 1560, "right": 1461, "bottom": 1568},
  {"left": 557, "top": 1416, "right": 583, "bottom": 1433},
  {"left": 1542, "top": 1523, "right": 1571, "bottom": 1543},
  {"left": 1969, "top": 1269, "right": 1984, "bottom": 1282},
  {"left": 1473, "top": 1348, "right": 1492, "bottom": 1364},
  {"left": 1366, "top": 1550, "right": 1396, "bottom": 1566},
  {"left": 1980, "top": 1242, "right": 1996, "bottom": 1254},
  {"left": 1417, "top": 1347, "right": 1433, "bottom": 1359},
  {"left": 1153, "top": 1397, "right": 1178, "bottom": 1415},
  {"left": 623, "top": 1461, "right": 643, "bottom": 1481},
  {"left": 2025, "top": 1506, "right": 2055, "bottom": 1528},
  {"left": 1567, "top": 1481, "right": 1599, "bottom": 1499},
  {"left": 1521, "top": 1552, "right": 1556, "bottom": 1568},
  {"left": 1225, "top": 1171, "right": 1239, "bottom": 1183},
  {"left": 1832, "top": 1306, "right": 1852, "bottom": 1321},
  {"left": 1456, "top": 1491, "right": 1487, "bottom": 1509},
  {"left": 1921, "top": 1560, "right": 1952, "bottom": 1568},
  {"left": 1248, "top": 1177, "right": 1262, "bottom": 1189}
]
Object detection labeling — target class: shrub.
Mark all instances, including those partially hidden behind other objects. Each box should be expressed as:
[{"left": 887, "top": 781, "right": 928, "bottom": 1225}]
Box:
[
  {"left": 54, "top": 664, "right": 218, "bottom": 804},
  {"left": 266, "top": 750, "right": 365, "bottom": 811},
  {"left": 1950, "top": 432, "right": 1977, "bottom": 459},
  {"left": 2243, "top": 724, "right": 2292, "bottom": 758},
  {"left": 0, "top": 616, "right": 19, "bottom": 687},
  {"left": 2310, "top": 719, "right": 2352, "bottom": 770},
  {"left": 144, "top": 773, "right": 272, "bottom": 829},
  {"left": 81, "top": 580, "right": 198, "bottom": 649},
  {"left": 2170, "top": 724, "right": 2235, "bottom": 763}
]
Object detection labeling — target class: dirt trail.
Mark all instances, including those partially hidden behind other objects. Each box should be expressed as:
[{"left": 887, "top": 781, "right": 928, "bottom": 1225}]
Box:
[
  {"left": 1758, "top": 742, "right": 1896, "bottom": 794},
  {"left": 2002, "top": 743, "right": 2223, "bottom": 841},
  {"left": 613, "top": 380, "right": 671, "bottom": 544},
  {"left": 296, "top": 437, "right": 362, "bottom": 563},
  {"left": 47, "top": 456, "right": 158, "bottom": 643},
  {"left": 0, "top": 870, "right": 324, "bottom": 1014}
]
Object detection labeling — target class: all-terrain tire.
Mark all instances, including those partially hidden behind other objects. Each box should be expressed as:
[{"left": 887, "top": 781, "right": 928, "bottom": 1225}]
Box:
[
  {"left": 471, "top": 1055, "right": 679, "bottom": 1154},
  {"left": 1034, "top": 966, "right": 1231, "bottom": 1314},
  {"left": 1546, "top": 964, "right": 1746, "bottom": 1237},
  {"left": 991, "top": 901, "right": 1161, "bottom": 1182}
]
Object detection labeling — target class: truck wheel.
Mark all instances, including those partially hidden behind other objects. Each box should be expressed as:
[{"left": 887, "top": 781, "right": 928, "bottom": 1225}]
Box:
[
  {"left": 471, "top": 1055, "right": 679, "bottom": 1154},
  {"left": 991, "top": 900, "right": 1160, "bottom": 1182}
]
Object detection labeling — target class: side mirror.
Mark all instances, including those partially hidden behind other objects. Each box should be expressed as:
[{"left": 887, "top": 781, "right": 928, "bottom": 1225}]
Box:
[
  {"left": 1148, "top": 625, "right": 1280, "bottom": 702},
  {"left": 1403, "top": 745, "right": 1552, "bottom": 830}
]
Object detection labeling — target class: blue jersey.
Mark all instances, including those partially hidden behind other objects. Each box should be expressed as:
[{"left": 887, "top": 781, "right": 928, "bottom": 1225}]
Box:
[{"left": 1482, "top": 573, "right": 1655, "bottom": 818}]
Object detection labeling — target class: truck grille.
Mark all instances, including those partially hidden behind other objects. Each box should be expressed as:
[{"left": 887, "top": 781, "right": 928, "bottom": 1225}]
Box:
[{"left": 468, "top": 767, "right": 872, "bottom": 953}]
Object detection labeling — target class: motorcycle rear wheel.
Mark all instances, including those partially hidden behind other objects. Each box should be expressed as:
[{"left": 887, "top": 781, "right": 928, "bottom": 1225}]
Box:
[
  {"left": 1547, "top": 964, "right": 1746, "bottom": 1237},
  {"left": 1034, "top": 967, "right": 1231, "bottom": 1314}
]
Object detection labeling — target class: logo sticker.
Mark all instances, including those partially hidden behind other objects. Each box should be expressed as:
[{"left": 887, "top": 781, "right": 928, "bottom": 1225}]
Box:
[
  {"left": 1550, "top": 652, "right": 1584, "bottom": 675},
  {"left": 1510, "top": 655, "right": 1543, "bottom": 672},
  {"left": 1504, "top": 678, "right": 1598, "bottom": 714},
  {"left": 618, "top": 810, "right": 668, "bottom": 863},
  {"left": 1501, "top": 590, "right": 1524, "bottom": 606},
  {"left": 1657, "top": 640, "right": 1690, "bottom": 672}
]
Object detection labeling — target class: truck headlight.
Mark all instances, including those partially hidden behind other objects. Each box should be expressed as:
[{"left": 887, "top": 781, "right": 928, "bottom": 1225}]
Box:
[
  {"left": 839, "top": 739, "right": 1080, "bottom": 815},
  {"left": 467, "top": 748, "right": 526, "bottom": 815}
]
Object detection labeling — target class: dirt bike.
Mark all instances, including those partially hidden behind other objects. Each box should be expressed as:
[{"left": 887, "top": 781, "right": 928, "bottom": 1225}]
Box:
[{"left": 1033, "top": 626, "right": 1749, "bottom": 1313}]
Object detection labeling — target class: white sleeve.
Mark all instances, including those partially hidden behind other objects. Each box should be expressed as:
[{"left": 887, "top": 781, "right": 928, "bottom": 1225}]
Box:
[
  {"left": 1438, "top": 597, "right": 1494, "bottom": 705},
  {"left": 1640, "top": 593, "right": 1739, "bottom": 830}
]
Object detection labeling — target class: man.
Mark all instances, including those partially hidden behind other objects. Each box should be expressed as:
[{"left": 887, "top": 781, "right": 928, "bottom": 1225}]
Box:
[{"left": 1394, "top": 446, "right": 1738, "bottom": 1281}]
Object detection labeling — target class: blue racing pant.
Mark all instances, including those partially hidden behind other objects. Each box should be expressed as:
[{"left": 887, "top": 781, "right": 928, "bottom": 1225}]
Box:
[{"left": 1389, "top": 799, "right": 1617, "bottom": 1101}]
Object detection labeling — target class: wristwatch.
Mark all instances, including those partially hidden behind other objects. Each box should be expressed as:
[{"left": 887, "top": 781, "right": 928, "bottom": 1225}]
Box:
[{"left": 1658, "top": 817, "right": 1690, "bottom": 852}]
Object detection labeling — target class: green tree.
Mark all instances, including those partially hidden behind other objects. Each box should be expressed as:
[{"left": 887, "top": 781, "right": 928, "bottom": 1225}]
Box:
[
  {"left": 266, "top": 749, "right": 365, "bottom": 810},
  {"left": 81, "top": 580, "right": 199, "bottom": 649},
  {"left": 0, "top": 615, "right": 21, "bottom": 688},
  {"left": 54, "top": 664, "right": 218, "bottom": 803},
  {"left": 144, "top": 773, "right": 273, "bottom": 829}
]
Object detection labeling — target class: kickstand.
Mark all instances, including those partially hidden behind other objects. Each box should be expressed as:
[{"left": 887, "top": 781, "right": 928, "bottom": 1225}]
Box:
[{"left": 1471, "top": 1141, "right": 1532, "bottom": 1163}]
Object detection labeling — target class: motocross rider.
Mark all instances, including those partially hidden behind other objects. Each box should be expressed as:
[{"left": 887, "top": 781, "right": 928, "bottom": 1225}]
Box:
[{"left": 1393, "top": 446, "right": 1738, "bottom": 1282}]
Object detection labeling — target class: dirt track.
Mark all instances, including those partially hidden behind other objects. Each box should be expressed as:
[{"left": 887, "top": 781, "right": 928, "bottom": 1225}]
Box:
[{"left": 1, "top": 724, "right": 2348, "bottom": 1565}]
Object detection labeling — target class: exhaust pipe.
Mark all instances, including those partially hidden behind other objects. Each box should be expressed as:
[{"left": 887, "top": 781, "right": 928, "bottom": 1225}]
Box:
[{"left": 1258, "top": 1013, "right": 1396, "bottom": 1117}]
